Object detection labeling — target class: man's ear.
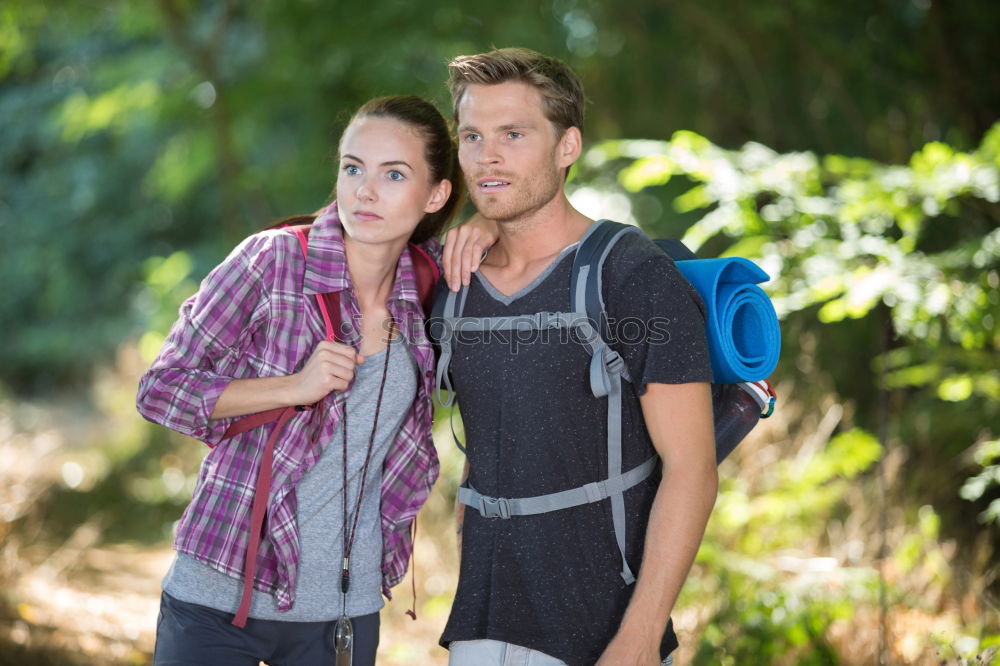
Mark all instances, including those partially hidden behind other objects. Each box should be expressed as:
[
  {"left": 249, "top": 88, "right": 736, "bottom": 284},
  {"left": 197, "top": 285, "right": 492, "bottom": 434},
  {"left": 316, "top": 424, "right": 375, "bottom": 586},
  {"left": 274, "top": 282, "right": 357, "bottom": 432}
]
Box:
[
  {"left": 556, "top": 126, "right": 583, "bottom": 170},
  {"left": 424, "top": 179, "right": 453, "bottom": 214}
]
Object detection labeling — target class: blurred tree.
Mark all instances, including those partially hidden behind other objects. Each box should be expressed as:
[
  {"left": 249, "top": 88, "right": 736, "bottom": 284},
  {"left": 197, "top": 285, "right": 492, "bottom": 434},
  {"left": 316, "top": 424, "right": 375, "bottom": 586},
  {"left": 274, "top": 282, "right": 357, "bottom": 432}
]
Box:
[
  {"left": 2, "top": 0, "right": 999, "bottom": 390},
  {"left": 2, "top": 2, "right": 999, "bottom": 661}
]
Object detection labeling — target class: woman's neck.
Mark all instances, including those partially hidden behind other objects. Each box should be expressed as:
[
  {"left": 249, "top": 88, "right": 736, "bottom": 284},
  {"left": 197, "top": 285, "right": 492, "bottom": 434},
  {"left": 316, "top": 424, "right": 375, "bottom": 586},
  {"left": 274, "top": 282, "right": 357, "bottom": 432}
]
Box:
[{"left": 342, "top": 235, "right": 405, "bottom": 311}]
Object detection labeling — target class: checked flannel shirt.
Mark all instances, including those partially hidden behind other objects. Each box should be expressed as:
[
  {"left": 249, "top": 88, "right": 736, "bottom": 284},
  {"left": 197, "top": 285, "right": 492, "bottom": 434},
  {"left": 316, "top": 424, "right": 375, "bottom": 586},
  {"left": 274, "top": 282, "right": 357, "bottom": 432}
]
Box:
[{"left": 136, "top": 202, "right": 440, "bottom": 611}]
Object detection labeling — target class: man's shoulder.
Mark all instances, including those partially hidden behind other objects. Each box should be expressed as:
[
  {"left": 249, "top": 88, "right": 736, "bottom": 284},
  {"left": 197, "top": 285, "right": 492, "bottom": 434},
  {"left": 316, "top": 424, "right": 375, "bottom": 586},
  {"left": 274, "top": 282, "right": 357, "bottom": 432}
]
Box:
[{"left": 600, "top": 225, "right": 674, "bottom": 279}]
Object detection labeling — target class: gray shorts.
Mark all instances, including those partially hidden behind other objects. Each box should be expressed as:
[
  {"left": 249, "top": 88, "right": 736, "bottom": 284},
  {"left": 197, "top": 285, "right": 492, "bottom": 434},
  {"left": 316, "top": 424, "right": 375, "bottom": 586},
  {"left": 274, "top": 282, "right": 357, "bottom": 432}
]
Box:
[{"left": 449, "top": 639, "right": 673, "bottom": 666}]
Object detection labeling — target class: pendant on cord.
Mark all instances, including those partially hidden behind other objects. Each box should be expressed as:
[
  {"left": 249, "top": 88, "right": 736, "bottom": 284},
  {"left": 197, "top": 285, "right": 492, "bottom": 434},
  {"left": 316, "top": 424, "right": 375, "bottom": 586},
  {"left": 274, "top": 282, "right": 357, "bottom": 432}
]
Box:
[
  {"left": 334, "top": 614, "right": 353, "bottom": 666},
  {"left": 335, "top": 561, "right": 353, "bottom": 665}
]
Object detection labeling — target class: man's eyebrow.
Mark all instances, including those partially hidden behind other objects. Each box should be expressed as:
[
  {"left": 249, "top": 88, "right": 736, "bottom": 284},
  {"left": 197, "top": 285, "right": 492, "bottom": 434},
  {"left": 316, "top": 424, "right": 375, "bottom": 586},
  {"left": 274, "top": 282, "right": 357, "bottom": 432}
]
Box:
[
  {"left": 341, "top": 154, "right": 413, "bottom": 169},
  {"left": 457, "top": 122, "right": 535, "bottom": 133}
]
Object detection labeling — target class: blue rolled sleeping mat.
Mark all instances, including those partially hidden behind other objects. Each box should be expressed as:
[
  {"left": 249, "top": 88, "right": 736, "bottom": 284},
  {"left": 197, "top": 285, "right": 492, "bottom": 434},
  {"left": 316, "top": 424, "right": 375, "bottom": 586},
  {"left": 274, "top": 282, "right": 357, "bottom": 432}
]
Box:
[
  {"left": 674, "top": 257, "right": 780, "bottom": 384},
  {"left": 653, "top": 239, "right": 781, "bottom": 461}
]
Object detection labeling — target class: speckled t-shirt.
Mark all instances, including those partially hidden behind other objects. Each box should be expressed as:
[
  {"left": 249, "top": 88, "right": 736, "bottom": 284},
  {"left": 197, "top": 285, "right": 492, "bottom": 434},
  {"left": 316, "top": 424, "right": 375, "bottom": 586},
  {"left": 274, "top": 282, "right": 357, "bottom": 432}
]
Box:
[{"left": 439, "top": 228, "right": 713, "bottom": 666}]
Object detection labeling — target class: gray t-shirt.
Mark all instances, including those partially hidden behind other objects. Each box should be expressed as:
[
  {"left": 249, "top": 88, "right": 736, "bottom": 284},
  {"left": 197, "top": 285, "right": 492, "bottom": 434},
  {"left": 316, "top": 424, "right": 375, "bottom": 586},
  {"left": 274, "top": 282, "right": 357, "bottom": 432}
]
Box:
[
  {"left": 439, "top": 229, "right": 713, "bottom": 666},
  {"left": 164, "top": 336, "right": 418, "bottom": 620}
]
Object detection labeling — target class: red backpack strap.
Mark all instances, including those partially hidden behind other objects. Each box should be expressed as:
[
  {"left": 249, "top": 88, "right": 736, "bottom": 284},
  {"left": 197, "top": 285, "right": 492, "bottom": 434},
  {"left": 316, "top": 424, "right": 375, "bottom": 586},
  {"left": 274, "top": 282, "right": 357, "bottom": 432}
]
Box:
[
  {"left": 408, "top": 242, "right": 440, "bottom": 314},
  {"left": 291, "top": 226, "right": 341, "bottom": 342},
  {"left": 231, "top": 223, "right": 341, "bottom": 628}
]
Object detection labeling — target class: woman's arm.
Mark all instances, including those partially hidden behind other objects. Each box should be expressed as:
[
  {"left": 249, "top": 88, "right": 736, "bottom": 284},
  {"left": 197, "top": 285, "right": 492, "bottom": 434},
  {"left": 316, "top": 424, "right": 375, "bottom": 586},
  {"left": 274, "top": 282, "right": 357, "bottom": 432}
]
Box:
[
  {"left": 209, "top": 340, "right": 364, "bottom": 419},
  {"left": 136, "top": 234, "right": 276, "bottom": 444}
]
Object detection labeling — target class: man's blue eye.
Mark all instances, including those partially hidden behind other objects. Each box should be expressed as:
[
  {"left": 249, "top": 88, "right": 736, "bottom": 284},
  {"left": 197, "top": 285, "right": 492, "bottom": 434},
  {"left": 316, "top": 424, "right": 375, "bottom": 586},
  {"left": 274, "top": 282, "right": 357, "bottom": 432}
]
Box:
[
  {"left": 464, "top": 133, "right": 481, "bottom": 142},
  {"left": 508, "top": 132, "right": 522, "bottom": 139}
]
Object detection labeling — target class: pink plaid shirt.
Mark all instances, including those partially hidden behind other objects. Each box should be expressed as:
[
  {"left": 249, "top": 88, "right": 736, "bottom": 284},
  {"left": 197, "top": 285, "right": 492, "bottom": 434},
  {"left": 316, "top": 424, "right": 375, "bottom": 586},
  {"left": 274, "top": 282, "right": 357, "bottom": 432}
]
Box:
[{"left": 136, "top": 203, "right": 440, "bottom": 611}]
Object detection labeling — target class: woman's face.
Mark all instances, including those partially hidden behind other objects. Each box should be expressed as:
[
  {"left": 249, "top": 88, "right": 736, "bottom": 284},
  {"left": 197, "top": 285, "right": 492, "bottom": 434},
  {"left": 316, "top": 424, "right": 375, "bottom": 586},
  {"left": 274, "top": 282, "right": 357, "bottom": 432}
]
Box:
[{"left": 336, "top": 116, "right": 450, "bottom": 249}]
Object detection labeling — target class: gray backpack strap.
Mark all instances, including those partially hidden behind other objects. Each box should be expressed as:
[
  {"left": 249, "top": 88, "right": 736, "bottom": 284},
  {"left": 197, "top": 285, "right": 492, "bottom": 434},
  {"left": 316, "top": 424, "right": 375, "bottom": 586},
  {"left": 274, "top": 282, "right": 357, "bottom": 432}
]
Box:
[
  {"left": 457, "top": 456, "right": 657, "bottom": 518},
  {"left": 432, "top": 285, "right": 469, "bottom": 408},
  {"left": 430, "top": 285, "right": 472, "bottom": 452},
  {"left": 572, "top": 220, "right": 645, "bottom": 584},
  {"left": 448, "top": 311, "right": 590, "bottom": 333}
]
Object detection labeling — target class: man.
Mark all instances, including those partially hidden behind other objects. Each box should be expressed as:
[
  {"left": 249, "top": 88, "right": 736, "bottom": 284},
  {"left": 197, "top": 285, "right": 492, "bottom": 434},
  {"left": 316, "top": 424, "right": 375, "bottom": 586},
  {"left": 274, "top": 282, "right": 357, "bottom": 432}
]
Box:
[{"left": 438, "top": 48, "right": 718, "bottom": 666}]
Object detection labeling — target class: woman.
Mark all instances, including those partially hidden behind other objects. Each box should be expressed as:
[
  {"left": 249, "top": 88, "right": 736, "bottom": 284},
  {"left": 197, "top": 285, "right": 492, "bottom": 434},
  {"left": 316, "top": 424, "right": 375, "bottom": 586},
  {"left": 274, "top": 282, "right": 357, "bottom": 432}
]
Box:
[{"left": 137, "top": 95, "right": 494, "bottom": 666}]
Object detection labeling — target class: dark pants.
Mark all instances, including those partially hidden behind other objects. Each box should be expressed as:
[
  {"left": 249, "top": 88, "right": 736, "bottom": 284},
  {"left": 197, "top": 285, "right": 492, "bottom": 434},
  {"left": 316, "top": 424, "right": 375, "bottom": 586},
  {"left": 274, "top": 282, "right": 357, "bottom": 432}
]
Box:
[{"left": 154, "top": 591, "right": 380, "bottom": 666}]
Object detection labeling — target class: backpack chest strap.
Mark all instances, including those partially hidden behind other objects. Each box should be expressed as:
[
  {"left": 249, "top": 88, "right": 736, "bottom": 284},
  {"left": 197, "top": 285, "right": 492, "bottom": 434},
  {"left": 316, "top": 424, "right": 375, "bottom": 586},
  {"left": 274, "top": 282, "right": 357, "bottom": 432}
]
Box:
[
  {"left": 457, "top": 455, "right": 657, "bottom": 519},
  {"left": 443, "top": 310, "right": 590, "bottom": 333}
]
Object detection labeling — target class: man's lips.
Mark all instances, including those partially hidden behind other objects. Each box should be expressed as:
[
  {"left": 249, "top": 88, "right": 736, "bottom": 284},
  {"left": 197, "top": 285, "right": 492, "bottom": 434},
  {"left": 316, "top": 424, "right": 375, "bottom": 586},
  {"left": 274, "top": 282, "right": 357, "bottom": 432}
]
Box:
[
  {"left": 476, "top": 176, "right": 511, "bottom": 190},
  {"left": 353, "top": 210, "right": 382, "bottom": 221}
]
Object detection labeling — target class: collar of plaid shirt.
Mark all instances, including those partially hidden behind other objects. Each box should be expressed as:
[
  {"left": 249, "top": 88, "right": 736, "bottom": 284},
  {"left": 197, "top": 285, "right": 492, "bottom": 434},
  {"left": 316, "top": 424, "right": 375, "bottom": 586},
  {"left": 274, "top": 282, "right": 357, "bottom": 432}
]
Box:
[{"left": 163, "top": 203, "right": 440, "bottom": 611}]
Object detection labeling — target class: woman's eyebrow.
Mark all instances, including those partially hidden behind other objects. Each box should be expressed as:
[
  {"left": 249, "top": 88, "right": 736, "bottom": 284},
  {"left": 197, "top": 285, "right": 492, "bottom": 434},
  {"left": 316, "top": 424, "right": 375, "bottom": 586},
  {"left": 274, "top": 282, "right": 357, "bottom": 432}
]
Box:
[
  {"left": 341, "top": 154, "right": 412, "bottom": 170},
  {"left": 380, "top": 160, "right": 413, "bottom": 170}
]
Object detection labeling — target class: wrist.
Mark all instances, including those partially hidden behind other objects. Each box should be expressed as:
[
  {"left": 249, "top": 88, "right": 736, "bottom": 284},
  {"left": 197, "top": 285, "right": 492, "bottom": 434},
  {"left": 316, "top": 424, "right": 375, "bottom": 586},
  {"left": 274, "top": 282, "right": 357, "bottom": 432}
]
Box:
[
  {"left": 279, "top": 373, "right": 304, "bottom": 407},
  {"left": 616, "top": 613, "right": 662, "bottom": 647}
]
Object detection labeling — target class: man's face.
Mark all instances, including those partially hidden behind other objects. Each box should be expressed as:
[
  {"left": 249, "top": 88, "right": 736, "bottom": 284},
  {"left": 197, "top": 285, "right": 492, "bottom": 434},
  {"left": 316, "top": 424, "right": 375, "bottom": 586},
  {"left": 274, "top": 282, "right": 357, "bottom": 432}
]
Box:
[{"left": 456, "top": 81, "right": 568, "bottom": 223}]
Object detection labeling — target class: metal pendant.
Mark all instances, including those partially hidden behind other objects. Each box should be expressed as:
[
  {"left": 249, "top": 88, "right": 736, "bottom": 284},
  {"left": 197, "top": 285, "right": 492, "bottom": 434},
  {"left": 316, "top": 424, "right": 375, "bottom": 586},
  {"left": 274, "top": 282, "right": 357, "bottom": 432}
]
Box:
[{"left": 334, "top": 614, "right": 353, "bottom": 666}]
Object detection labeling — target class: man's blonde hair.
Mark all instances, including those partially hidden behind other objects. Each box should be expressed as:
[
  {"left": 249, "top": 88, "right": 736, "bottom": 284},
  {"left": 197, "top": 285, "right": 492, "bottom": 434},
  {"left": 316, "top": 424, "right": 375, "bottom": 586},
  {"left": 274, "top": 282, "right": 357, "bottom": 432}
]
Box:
[{"left": 447, "top": 47, "right": 585, "bottom": 137}]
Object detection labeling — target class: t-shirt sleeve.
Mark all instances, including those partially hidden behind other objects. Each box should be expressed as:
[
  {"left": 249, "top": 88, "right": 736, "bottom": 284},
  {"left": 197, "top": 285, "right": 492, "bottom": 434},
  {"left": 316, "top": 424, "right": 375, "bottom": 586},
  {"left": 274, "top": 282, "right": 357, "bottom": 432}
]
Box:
[{"left": 603, "top": 235, "right": 713, "bottom": 394}]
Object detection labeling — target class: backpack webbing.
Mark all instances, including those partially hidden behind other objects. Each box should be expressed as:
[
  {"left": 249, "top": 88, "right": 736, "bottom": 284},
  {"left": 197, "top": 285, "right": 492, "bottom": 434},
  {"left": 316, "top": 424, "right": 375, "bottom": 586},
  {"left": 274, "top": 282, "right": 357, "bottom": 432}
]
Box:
[
  {"left": 433, "top": 220, "right": 776, "bottom": 586},
  {"left": 434, "top": 221, "right": 651, "bottom": 584}
]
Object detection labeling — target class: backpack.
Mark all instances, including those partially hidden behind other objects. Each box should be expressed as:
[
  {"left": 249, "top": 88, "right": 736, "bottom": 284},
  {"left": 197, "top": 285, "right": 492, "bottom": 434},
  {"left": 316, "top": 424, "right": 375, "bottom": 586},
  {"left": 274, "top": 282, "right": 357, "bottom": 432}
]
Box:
[
  {"left": 222, "top": 222, "right": 439, "bottom": 628},
  {"left": 429, "top": 219, "right": 779, "bottom": 585}
]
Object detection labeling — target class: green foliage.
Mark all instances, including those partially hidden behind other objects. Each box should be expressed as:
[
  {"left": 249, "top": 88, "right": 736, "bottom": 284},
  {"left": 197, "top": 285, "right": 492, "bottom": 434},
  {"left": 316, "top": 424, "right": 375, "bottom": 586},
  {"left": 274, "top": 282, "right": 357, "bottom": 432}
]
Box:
[
  {"left": 2, "top": 2, "right": 999, "bottom": 660},
  {"left": 580, "top": 124, "right": 999, "bottom": 522},
  {"left": 687, "top": 428, "right": 881, "bottom": 664},
  {"left": 961, "top": 439, "right": 1000, "bottom": 525},
  {"left": 4, "top": 0, "right": 1000, "bottom": 391}
]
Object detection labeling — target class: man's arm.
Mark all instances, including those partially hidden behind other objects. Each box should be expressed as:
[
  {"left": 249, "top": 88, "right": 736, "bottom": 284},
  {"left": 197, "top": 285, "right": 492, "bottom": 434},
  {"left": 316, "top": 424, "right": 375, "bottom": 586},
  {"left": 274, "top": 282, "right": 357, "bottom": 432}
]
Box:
[{"left": 596, "top": 381, "right": 718, "bottom": 666}]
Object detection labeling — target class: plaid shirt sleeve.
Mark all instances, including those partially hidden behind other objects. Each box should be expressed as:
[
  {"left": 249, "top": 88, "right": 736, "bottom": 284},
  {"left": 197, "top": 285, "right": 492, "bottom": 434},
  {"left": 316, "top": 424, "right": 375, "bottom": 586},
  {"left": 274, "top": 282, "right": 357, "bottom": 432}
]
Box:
[{"left": 136, "top": 234, "right": 276, "bottom": 446}]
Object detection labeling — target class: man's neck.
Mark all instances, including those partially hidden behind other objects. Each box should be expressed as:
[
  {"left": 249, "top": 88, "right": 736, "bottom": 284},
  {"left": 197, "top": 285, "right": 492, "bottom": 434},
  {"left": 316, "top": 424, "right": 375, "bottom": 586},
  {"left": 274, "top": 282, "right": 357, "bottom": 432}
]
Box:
[{"left": 488, "top": 194, "right": 593, "bottom": 272}]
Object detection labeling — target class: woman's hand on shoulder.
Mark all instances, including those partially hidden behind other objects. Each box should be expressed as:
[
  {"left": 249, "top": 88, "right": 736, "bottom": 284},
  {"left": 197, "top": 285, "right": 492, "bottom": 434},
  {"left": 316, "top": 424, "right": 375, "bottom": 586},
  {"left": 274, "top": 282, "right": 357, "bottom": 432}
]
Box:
[
  {"left": 290, "top": 341, "right": 364, "bottom": 405},
  {"left": 442, "top": 213, "right": 499, "bottom": 292}
]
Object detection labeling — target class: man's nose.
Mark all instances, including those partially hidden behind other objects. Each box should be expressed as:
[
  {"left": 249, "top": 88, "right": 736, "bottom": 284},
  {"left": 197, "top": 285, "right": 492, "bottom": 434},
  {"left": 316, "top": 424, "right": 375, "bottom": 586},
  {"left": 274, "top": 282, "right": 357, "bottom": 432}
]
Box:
[{"left": 475, "top": 137, "right": 502, "bottom": 166}]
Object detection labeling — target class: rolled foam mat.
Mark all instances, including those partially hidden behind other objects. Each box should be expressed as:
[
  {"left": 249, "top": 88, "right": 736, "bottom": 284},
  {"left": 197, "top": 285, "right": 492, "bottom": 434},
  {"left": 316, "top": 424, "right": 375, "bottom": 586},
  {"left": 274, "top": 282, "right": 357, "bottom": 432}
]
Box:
[{"left": 674, "top": 258, "right": 780, "bottom": 384}]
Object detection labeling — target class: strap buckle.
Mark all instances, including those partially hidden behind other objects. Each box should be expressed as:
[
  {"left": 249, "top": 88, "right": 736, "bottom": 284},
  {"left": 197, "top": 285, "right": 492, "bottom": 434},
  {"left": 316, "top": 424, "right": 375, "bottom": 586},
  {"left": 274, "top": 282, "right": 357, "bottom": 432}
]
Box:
[
  {"left": 536, "top": 312, "right": 563, "bottom": 329},
  {"left": 603, "top": 347, "right": 626, "bottom": 375},
  {"left": 478, "top": 495, "right": 511, "bottom": 519}
]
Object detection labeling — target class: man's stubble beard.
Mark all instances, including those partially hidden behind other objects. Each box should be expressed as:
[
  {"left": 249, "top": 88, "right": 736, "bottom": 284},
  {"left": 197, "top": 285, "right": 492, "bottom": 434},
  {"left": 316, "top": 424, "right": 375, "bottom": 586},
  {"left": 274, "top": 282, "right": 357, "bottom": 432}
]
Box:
[{"left": 467, "top": 163, "right": 564, "bottom": 230}]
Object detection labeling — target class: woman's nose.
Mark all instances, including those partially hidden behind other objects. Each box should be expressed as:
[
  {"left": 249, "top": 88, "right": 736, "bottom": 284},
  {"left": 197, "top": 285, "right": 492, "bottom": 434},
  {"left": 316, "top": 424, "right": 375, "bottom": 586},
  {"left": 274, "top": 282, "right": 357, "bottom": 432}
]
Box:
[{"left": 356, "top": 178, "right": 376, "bottom": 202}]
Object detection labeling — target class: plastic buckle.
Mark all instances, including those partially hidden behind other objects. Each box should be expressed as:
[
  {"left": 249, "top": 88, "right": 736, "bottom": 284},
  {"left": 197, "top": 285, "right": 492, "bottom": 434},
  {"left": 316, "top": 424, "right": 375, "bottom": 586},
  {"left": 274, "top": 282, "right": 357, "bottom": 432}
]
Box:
[
  {"left": 603, "top": 348, "right": 626, "bottom": 375},
  {"left": 478, "top": 495, "right": 511, "bottom": 519}
]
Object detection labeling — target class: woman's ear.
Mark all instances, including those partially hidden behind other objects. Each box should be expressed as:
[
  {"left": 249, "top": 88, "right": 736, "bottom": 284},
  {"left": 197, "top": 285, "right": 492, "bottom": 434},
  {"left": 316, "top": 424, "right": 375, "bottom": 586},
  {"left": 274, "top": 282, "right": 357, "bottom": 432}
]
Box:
[{"left": 424, "top": 179, "right": 453, "bottom": 214}]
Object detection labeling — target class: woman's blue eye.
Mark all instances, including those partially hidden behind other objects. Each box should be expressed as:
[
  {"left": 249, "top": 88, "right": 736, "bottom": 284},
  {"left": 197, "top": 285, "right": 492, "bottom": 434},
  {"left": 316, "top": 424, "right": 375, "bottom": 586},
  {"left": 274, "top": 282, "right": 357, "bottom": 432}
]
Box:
[
  {"left": 344, "top": 164, "right": 360, "bottom": 175},
  {"left": 388, "top": 170, "right": 405, "bottom": 181}
]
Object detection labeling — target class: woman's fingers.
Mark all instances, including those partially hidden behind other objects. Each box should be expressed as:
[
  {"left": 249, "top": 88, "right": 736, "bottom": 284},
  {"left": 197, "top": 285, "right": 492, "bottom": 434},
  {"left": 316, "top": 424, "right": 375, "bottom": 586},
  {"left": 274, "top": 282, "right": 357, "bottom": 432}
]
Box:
[
  {"left": 461, "top": 238, "right": 483, "bottom": 287},
  {"left": 443, "top": 221, "right": 496, "bottom": 291},
  {"left": 294, "top": 341, "right": 364, "bottom": 403}
]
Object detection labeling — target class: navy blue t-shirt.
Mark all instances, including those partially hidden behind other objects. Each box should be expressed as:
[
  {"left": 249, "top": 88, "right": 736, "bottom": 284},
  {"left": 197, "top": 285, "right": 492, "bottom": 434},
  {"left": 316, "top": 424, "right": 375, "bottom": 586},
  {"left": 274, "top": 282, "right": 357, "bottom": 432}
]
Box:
[{"left": 440, "top": 229, "right": 713, "bottom": 666}]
